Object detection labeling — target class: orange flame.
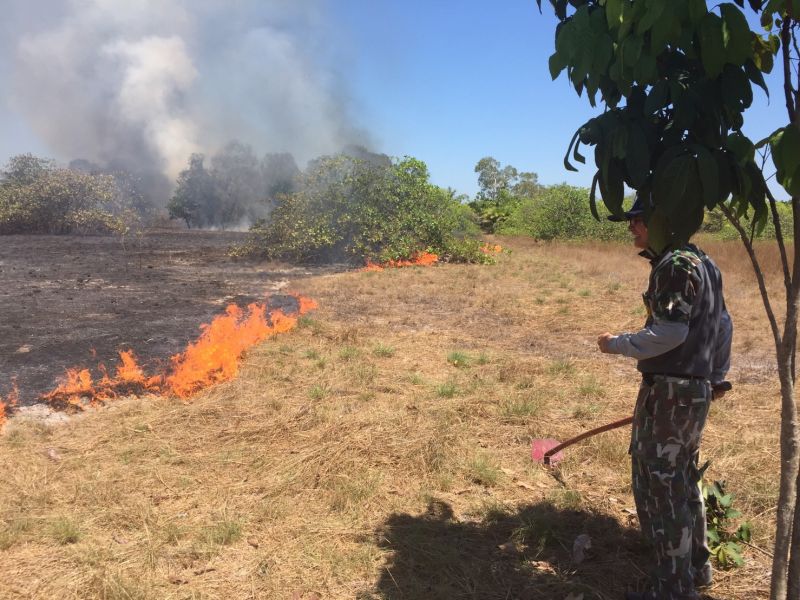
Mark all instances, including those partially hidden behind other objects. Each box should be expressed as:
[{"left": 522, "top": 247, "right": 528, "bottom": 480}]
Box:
[
  {"left": 34, "top": 295, "right": 316, "bottom": 413},
  {"left": 479, "top": 243, "right": 503, "bottom": 255},
  {"left": 0, "top": 382, "right": 19, "bottom": 426},
  {"left": 362, "top": 251, "right": 439, "bottom": 271}
]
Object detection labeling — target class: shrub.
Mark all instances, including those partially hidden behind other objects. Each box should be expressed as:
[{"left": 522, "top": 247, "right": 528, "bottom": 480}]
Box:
[
  {"left": 0, "top": 154, "right": 134, "bottom": 235},
  {"left": 234, "top": 154, "right": 488, "bottom": 264},
  {"left": 497, "top": 184, "right": 630, "bottom": 242}
]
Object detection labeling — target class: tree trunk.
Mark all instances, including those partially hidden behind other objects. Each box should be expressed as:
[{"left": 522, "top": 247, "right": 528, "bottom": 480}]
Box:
[
  {"left": 788, "top": 466, "right": 800, "bottom": 599},
  {"left": 771, "top": 195, "right": 800, "bottom": 600},
  {"left": 770, "top": 360, "right": 799, "bottom": 600}
]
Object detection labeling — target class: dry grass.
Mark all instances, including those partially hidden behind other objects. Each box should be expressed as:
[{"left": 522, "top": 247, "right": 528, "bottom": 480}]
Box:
[{"left": 0, "top": 236, "right": 782, "bottom": 599}]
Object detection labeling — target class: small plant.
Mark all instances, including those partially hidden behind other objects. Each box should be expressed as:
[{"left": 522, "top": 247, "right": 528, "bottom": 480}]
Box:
[
  {"left": 468, "top": 453, "right": 502, "bottom": 487},
  {"left": 447, "top": 351, "right": 471, "bottom": 368},
  {"left": 309, "top": 384, "right": 328, "bottom": 400},
  {"left": 500, "top": 397, "right": 540, "bottom": 419},
  {"left": 303, "top": 349, "right": 320, "bottom": 360},
  {"left": 475, "top": 352, "right": 489, "bottom": 365},
  {"left": 703, "top": 480, "right": 751, "bottom": 569},
  {"left": 548, "top": 358, "right": 575, "bottom": 376},
  {"left": 206, "top": 519, "right": 243, "bottom": 546},
  {"left": 578, "top": 378, "right": 607, "bottom": 399},
  {"left": 406, "top": 372, "right": 425, "bottom": 385},
  {"left": 50, "top": 517, "right": 81, "bottom": 545},
  {"left": 373, "top": 343, "right": 396, "bottom": 358},
  {"left": 572, "top": 403, "right": 601, "bottom": 419},
  {"left": 578, "top": 289, "right": 591, "bottom": 297},
  {"left": 436, "top": 381, "right": 459, "bottom": 398},
  {"left": 338, "top": 346, "right": 359, "bottom": 361}
]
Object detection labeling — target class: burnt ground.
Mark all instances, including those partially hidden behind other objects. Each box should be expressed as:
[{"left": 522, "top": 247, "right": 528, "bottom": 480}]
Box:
[{"left": 0, "top": 229, "right": 337, "bottom": 405}]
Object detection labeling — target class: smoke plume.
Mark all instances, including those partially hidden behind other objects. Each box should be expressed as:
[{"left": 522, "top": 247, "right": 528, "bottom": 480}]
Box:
[{"left": 4, "top": 0, "right": 365, "bottom": 201}]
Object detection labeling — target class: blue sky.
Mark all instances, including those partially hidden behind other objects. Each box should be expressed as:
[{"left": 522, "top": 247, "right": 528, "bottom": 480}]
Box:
[
  {"left": 333, "top": 0, "right": 788, "bottom": 198},
  {"left": 0, "top": 1, "right": 790, "bottom": 199}
]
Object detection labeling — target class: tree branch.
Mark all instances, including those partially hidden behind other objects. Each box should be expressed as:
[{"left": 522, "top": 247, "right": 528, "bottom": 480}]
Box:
[
  {"left": 720, "top": 203, "right": 783, "bottom": 349},
  {"left": 783, "top": 18, "right": 797, "bottom": 123},
  {"left": 766, "top": 185, "right": 793, "bottom": 304}
]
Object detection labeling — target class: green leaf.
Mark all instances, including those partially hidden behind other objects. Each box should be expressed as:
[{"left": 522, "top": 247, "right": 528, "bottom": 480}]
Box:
[
  {"left": 589, "top": 171, "right": 601, "bottom": 220},
  {"left": 721, "top": 65, "right": 754, "bottom": 113},
  {"left": 720, "top": 3, "right": 754, "bottom": 66},
  {"left": 644, "top": 80, "right": 670, "bottom": 114},
  {"left": 636, "top": 0, "right": 666, "bottom": 36},
  {"left": 564, "top": 129, "right": 581, "bottom": 172},
  {"left": 688, "top": 0, "right": 708, "bottom": 25},
  {"left": 622, "top": 35, "right": 644, "bottom": 72},
  {"left": 605, "top": 0, "right": 624, "bottom": 29},
  {"left": 549, "top": 52, "right": 568, "bottom": 80},
  {"left": 626, "top": 125, "right": 650, "bottom": 188},
  {"left": 744, "top": 59, "right": 769, "bottom": 97},
  {"left": 726, "top": 132, "right": 756, "bottom": 165},
  {"left": 654, "top": 152, "right": 693, "bottom": 214},
  {"left": 634, "top": 52, "right": 658, "bottom": 84},
  {"left": 700, "top": 13, "right": 726, "bottom": 78},
  {"left": 599, "top": 160, "right": 625, "bottom": 215},
  {"left": 695, "top": 146, "right": 720, "bottom": 209},
  {"left": 736, "top": 522, "right": 752, "bottom": 543}
]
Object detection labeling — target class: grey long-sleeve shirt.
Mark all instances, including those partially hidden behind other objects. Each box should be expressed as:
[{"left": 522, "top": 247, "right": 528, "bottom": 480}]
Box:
[{"left": 607, "top": 308, "right": 733, "bottom": 384}]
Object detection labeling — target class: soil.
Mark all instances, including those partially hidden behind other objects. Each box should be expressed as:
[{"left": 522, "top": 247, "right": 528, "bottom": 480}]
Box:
[{"left": 0, "top": 229, "right": 334, "bottom": 405}]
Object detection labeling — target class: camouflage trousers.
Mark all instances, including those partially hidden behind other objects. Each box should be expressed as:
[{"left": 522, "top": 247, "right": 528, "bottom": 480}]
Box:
[{"left": 630, "top": 375, "right": 712, "bottom": 600}]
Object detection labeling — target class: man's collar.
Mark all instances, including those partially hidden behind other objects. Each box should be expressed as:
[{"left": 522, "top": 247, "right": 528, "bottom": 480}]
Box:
[{"left": 638, "top": 244, "right": 673, "bottom": 264}]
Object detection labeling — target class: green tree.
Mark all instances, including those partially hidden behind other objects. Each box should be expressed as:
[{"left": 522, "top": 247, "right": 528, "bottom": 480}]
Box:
[
  {"left": 168, "top": 154, "right": 218, "bottom": 228},
  {"left": 239, "top": 153, "right": 485, "bottom": 264},
  {"left": 211, "top": 141, "right": 262, "bottom": 227},
  {"left": 474, "top": 156, "right": 519, "bottom": 200},
  {"left": 538, "top": 1, "right": 799, "bottom": 596},
  {"left": 471, "top": 158, "right": 541, "bottom": 232}
]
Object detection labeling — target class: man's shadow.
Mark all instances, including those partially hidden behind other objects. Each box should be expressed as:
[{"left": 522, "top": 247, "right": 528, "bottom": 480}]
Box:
[{"left": 369, "top": 498, "right": 722, "bottom": 600}]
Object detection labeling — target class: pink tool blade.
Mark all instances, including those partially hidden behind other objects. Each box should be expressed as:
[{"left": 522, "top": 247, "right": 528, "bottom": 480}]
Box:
[{"left": 531, "top": 438, "right": 564, "bottom": 465}]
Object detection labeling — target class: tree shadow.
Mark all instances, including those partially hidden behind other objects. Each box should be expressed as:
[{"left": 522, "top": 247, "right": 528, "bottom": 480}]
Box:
[{"left": 369, "top": 498, "right": 723, "bottom": 600}]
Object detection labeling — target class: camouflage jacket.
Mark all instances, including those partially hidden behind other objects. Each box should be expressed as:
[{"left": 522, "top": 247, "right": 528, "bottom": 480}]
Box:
[{"left": 608, "top": 244, "right": 731, "bottom": 382}]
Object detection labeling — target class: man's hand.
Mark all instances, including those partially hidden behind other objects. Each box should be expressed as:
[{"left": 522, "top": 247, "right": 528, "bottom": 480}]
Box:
[{"left": 597, "top": 332, "right": 616, "bottom": 354}]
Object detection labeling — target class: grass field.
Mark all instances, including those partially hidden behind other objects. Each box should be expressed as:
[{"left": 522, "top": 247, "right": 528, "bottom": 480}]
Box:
[{"left": 0, "top": 235, "right": 784, "bottom": 599}]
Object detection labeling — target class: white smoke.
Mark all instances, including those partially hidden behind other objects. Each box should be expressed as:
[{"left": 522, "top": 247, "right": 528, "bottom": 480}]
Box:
[{"left": 6, "top": 0, "right": 364, "bottom": 188}]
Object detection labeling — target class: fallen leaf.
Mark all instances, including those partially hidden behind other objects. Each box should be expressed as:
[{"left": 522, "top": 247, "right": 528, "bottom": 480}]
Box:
[
  {"left": 501, "top": 467, "right": 516, "bottom": 477},
  {"left": 45, "top": 447, "right": 62, "bottom": 462},
  {"left": 516, "top": 481, "right": 537, "bottom": 491},
  {"left": 168, "top": 575, "right": 188, "bottom": 585},
  {"left": 193, "top": 567, "right": 215, "bottom": 576},
  {"left": 247, "top": 537, "right": 260, "bottom": 548},
  {"left": 529, "top": 560, "right": 557, "bottom": 575}
]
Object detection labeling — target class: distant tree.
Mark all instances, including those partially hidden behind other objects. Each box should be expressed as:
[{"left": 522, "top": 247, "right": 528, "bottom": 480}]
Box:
[
  {"left": 260, "top": 152, "right": 300, "bottom": 203},
  {"left": 513, "top": 171, "right": 542, "bottom": 199},
  {"left": 210, "top": 141, "right": 262, "bottom": 227},
  {"left": 471, "top": 158, "right": 541, "bottom": 232},
  {"left": 474, "top": 156, "right": 519, "bottom": 201},
  {"left": 3, "top": 154, "right": 56, "bottom": 187},
  {"left": 168, "top": 154, "right": 218, "bottom": 228}
]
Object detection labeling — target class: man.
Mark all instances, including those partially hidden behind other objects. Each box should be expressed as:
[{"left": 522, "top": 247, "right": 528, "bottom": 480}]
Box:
[{"left": 597, "top": 196, "right": 732, "bottom": 600}]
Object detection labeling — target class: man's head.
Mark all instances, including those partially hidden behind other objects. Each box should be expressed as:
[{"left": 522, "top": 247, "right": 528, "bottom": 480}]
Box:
[{"left": 608, "top": 195, "right": 648, "bottom": 249}]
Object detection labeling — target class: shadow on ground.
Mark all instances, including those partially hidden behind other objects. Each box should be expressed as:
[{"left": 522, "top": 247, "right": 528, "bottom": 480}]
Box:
[{"left": 368, "top": 498, "right": 722, "bottom": 600}]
